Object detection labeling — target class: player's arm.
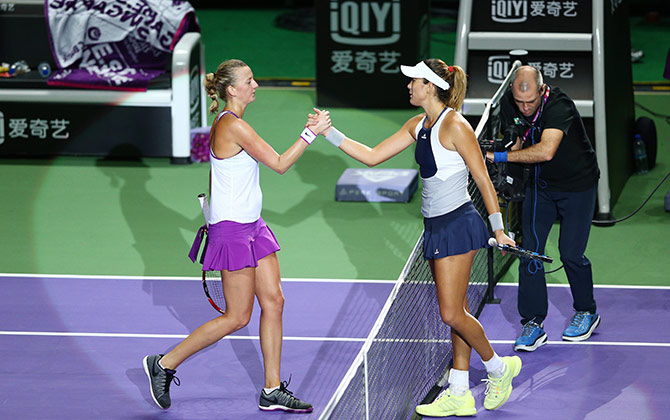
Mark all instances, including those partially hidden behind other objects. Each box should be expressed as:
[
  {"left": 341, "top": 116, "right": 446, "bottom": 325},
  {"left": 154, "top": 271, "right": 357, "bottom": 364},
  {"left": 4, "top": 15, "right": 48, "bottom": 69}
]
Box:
[
  {"left": 324, "top": 115, "right": 422, "bottom": 167},
  {"left": 447, "top": 113, "right": 515, "bottom": 246},
  {"left": 219, "top": 113, "right": 329, "bottom": 175}
]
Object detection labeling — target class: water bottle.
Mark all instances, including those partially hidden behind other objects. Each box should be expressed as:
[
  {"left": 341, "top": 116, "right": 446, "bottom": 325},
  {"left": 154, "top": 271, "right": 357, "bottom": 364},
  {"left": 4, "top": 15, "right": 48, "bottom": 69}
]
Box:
[
  {"left": 38, "top": 62, "right": 51, "bottom": 78},
  {"left": 8, "top": 60, "right": 30, "bottom": 76},
  {"left": 633, "top": 134, "right": 648, "bottom": 174},
  {"left": 665, "top": 191, "right": 670, "bottom": 212}
]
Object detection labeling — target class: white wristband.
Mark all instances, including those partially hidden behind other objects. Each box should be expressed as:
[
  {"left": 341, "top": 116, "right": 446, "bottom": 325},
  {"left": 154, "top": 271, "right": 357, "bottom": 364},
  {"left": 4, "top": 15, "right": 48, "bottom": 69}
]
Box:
[
  {"left": 300, "top": 127, "right": 316, "bottom": 145},
  {"left": 325, "top": 127, "right": 345, "bottom": 147},
  {"left": 488, "top": 212, "right": 504, "bottom": 232}
]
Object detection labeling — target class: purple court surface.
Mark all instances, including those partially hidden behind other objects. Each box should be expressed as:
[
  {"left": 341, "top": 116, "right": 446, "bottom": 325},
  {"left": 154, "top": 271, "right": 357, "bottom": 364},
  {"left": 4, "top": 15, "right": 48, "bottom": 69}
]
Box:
[{"left": 0, "top": 275, "right": 668, "bottom": 420}]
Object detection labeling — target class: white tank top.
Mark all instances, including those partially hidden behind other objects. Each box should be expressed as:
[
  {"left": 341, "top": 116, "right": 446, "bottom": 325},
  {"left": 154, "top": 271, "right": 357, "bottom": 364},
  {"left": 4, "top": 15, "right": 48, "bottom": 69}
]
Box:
[
  {"left": 209, "top": 111, "right": 263, "bottom": 224},
  {"left": 414, "top": 108, "right": 470, "bottom": 218}
]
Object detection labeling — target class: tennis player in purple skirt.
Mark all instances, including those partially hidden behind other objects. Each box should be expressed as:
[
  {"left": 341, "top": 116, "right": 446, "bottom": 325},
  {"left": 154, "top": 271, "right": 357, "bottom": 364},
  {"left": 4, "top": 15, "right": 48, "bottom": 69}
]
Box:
[
  {"left": 143, "top": 59, "right": 331, "bottom": 413},
  {"left": 311, "top": 59, "right": 523, "bottom": 417}
]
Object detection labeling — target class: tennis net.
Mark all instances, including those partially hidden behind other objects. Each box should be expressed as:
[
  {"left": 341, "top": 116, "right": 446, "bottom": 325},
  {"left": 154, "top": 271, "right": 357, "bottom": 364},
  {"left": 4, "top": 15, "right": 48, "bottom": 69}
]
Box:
[
  {"left": 319, "top": 61, "right": 523, "bottom": 420},
  {"left": 318, "top": 181, "right": 517, "bottom": 420}
]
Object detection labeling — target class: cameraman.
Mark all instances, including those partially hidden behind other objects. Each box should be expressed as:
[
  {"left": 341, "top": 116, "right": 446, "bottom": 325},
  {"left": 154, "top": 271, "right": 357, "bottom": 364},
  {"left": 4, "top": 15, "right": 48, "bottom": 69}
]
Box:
[{"left": 486, "top": 66, "right": 600, "bottom": 352}]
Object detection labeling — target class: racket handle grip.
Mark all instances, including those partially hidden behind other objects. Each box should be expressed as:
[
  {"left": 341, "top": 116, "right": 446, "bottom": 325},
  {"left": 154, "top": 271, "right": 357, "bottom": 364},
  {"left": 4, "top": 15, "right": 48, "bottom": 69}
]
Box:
[
  {"left": 489, "top": 237, "right": 513, "bottom": 253},
  {"left": 488, "top": 237, "right": 502, "bottom": 249},
  {"left": 198, "top": 193, "right": 210, "bottom": 225}
]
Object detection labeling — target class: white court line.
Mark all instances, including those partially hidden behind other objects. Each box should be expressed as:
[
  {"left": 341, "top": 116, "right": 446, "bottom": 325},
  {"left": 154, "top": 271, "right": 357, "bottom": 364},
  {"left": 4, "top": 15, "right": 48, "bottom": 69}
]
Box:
[
  {"left": 489, "top": 339, "right": 670, "bottom": 347},
  {"left": 1, "top": 331, "right": 667, "bottom": 347},
  {"left": 0, "top": 273, "right": 396, "bottom": 284},
  {"left": 2, "top": 273, "right": 668, "bottom": 289},
  {"left": 0, "top": 330, "right": 366, "bottom": 342},
  {"left": 495, "top": 282, "right": 670, "bottom": 290}
]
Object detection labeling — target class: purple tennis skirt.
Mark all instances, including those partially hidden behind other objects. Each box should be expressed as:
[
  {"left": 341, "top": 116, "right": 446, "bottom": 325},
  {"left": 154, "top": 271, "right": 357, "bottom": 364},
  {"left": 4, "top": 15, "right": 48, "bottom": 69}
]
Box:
[
  {"left": 199, "top": 217, "right": 281, "bottom": 272},
  {"left": 423, "top": 201, "right": 491, "bottom": 260}
]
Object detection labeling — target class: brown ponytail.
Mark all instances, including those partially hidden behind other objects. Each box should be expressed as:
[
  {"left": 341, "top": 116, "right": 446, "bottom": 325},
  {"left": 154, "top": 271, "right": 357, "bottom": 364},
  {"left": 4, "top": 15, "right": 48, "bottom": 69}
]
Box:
[{"left": 423, "top": 59, "right": 467, "bottom": 111}]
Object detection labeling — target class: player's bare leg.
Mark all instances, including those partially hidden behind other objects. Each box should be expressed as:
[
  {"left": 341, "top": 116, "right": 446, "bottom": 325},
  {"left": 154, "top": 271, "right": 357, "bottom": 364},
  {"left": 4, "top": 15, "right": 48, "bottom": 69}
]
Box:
[
  {"left": 254, "top": 252, "right": 284, "bottom": 388},
  {"left": 161, "top": 267, "right": 256, "bottom": 369},
  {"left": 143, "top": 267, "right": 256, "bottom": 409},
  {"left": 451, "top": 298, "right": 474, "bottom": 372},
  {"left": 431, "top": 251, "right": 494, "bottom": 361},
  {"left": 255, "top": 252, "right": 313, "bottom": 413}
]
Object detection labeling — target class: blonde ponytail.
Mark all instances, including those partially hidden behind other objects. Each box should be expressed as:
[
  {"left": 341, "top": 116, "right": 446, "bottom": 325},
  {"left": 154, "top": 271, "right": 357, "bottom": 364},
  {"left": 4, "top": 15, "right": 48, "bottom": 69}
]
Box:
[{"left": 203, "top": 59, "right": 249, "bottom": 114}]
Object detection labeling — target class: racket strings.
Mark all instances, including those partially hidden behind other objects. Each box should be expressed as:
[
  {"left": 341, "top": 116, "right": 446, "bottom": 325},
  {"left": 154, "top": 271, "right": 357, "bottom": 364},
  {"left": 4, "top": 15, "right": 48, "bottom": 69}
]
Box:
[{"left": 204, "top": 270, "right": 226, "bottom": 313}]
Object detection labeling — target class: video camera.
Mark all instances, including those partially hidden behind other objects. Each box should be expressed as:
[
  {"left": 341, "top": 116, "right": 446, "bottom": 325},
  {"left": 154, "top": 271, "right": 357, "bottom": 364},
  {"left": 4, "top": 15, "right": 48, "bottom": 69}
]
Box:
[{"left": 478, "top": 103, "right": 530, "bottom": 202}]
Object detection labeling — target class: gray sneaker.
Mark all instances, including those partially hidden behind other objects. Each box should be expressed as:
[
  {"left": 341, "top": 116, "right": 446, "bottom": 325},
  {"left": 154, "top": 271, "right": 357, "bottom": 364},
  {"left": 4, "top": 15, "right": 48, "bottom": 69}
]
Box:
[
  {"left": 142, "top": 354, "right": 180, "bottom": 409},
  {"left": 259, "top": 379, "right": 313, "bottom": 413}
]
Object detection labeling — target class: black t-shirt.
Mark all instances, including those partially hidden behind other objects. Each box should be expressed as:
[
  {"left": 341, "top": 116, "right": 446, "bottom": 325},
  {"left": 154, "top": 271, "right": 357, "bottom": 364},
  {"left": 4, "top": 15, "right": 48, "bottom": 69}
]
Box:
[{"left": 500, "top": 86, "right": 599, "bottom": 192}]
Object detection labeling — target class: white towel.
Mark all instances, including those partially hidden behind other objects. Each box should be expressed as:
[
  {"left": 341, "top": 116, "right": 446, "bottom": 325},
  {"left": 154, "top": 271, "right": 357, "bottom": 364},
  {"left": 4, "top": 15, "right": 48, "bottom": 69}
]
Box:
[{"left": 46, "top": 0, "right": 199, "bottom": 90}]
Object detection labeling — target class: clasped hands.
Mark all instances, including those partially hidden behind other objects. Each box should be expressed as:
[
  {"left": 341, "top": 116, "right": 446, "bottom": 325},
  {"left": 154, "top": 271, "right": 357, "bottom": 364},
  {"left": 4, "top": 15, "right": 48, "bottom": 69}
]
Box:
[{"left": 306, "top": 108, "right": 332, "bottom": 137}]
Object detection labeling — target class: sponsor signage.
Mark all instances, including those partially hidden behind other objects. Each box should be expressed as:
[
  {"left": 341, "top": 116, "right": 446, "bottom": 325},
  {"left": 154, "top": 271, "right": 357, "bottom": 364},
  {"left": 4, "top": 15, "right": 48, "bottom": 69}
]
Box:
[
  {"left": 472, "top": 0, "right": 591, "bottom": 33},
  {"left": 335, "top": 168, "right": 419, "bottom": 202},
  {"left": 467, "top": 50, "right": 593, "bottom": 100},
  {"left": 316, "top": 0, "right": 430, "bottom": 108},
  {"left": 0, "top": 103, "right": 172, "bottom": 157}
]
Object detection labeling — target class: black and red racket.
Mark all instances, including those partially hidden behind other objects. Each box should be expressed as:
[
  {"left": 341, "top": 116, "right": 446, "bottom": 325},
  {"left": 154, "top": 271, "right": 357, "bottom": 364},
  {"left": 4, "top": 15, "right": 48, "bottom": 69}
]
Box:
[
  {"left": 197, "top": 193, "right": 226, "bottom": 314},
  {"left": 488, "top": 238, "right": 554, "bottom": 263}
]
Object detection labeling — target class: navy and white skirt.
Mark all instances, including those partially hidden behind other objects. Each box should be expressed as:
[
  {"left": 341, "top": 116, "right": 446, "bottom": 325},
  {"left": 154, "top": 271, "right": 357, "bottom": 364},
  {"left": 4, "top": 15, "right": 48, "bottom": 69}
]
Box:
[{"left": 422, "top": 201, "right": 491, "bottom": 260}]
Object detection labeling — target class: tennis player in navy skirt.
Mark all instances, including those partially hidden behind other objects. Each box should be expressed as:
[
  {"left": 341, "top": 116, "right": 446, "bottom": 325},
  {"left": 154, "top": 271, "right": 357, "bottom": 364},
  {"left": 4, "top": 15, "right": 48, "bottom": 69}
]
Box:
[
  {"left": 142, "top": 59, "right": 331, "bottom": 414},
  {"left": 311, "top": 59, "right": 522, "bottom": 417}
]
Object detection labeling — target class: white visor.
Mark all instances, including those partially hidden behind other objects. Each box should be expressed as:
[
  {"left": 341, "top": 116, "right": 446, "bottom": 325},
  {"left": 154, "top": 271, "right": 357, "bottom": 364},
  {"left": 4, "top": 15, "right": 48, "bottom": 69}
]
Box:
[{"left": 400, "top": 61, "right": 450, "bottom": 91}]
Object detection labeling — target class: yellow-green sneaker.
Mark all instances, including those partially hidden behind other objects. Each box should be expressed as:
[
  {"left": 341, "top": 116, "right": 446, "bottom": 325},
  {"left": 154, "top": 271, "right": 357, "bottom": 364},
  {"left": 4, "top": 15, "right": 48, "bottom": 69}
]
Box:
[
  {"left": 415, "top": 388, "right": 477, "bottom": 417},
  {"left": 483, "top": 356, "right": 522, "bottom": 410}
]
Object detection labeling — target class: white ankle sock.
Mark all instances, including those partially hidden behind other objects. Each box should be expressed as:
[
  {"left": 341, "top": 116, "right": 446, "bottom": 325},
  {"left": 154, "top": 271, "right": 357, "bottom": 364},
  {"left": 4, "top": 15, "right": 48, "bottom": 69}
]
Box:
[
  {"left": 482, "top": 354, "right": 506, "bottom": 378},
  {"left": 263, "top": 386, "right": 279, "bottom": 394},
  {"left": 447, "top": 368, "right": 469, "bottom": 396}
]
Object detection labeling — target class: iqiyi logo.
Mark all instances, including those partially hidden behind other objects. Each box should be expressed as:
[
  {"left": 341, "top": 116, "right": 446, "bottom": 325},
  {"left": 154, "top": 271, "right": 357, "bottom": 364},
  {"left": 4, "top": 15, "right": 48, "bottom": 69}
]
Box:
[
  {"left": 330, "top": 0, "right": 400, "bottom": 46},
  {"left": 488, "top": 55, "right": 512, "bottom": 84},
  {"left": 491, "top": 0, "right": 528, "bottom": 23}
]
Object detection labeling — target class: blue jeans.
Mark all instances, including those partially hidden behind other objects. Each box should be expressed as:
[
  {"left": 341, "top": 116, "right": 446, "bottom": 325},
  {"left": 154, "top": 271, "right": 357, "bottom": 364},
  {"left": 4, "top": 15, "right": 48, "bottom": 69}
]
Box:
[{"left": 518, "top": 184, "right": 597, "bottom": 325}]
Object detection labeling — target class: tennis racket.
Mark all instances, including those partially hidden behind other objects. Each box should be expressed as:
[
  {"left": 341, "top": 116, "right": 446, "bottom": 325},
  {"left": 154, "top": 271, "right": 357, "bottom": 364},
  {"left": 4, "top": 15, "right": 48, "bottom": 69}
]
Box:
[
  {"left": 197, "top": 193, "right": 226, "bottom": 314},
  {"left": 488, "top": 238, "right": 554, "bottom": 263}
]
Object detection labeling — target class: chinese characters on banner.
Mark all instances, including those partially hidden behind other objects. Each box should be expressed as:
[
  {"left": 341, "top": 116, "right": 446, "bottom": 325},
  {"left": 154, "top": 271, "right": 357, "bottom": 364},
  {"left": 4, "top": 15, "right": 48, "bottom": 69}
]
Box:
[
  {"left": 330, "top": 50, "right": 402, "bottom": 75},
  {"left": 526, "top": 61, "right": 574, "bottom": 78},
  {"left": 328, "top": 0, "right": 403, "bottom": 75},
  {"left": 487, "top": 55, "right": 577, "bottom": 84},
  {"left": 0, "top": 3, "right": 16, "bottom": 12},
  {"left": 473, "top": 0, "right": 590, "bottom": 32},
  {"left": 491, "top": 0, "right": 580, "bottom": 22},
  {"left": 3, "top": 117, "right": 70, "bottom": 141},
  {"left": 463, "top": 1, "right": 592, "bottom": 99},
  {"left": 317, "top": 0, "right": 430, "bottom": 108}
]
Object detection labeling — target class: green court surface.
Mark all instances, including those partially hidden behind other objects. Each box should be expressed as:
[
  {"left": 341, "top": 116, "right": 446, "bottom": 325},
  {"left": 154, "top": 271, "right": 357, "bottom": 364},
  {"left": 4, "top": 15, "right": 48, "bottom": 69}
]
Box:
[
  {"left": 195, "top": 9, "right": 669, "bottom": 84},
  {"left": 1, "top": 8, "right": 668, "bottom": 286}
]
